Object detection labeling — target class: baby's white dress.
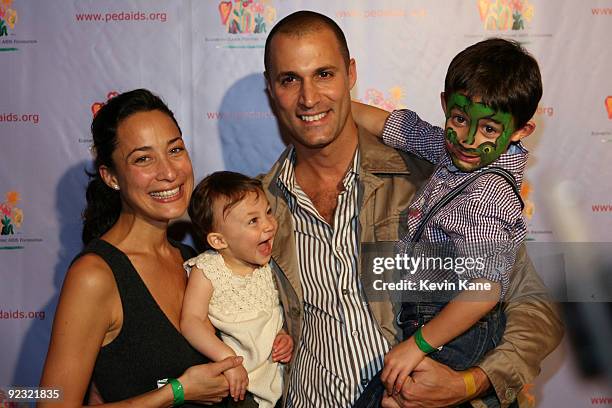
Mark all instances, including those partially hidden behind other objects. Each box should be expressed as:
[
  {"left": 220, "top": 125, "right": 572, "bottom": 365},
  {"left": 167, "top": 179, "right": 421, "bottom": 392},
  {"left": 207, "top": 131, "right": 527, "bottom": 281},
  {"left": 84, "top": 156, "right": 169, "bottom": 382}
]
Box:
[{"left": 184, "top": 250, "right": 284, "bottom": 408}]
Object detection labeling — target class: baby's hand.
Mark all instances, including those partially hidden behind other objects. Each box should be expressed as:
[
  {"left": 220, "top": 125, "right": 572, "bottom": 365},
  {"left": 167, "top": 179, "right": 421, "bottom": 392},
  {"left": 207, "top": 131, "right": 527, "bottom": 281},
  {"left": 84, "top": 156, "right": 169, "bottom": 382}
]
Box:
[
  {"left": 272, "top": 331, "right": 293, "bottom": 363},
  {"left": 380, "top": 336, "right": 426, "bottom": 396},
  {"left": 222, "top": 363, "right": 249, "bottom": 402}
]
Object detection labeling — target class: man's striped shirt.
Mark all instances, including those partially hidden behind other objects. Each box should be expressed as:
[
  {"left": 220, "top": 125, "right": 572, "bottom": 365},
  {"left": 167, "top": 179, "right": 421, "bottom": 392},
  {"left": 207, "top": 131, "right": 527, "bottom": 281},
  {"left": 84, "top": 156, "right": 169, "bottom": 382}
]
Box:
[{"left": 277, "top": 148, "right": 390, "bottom": 408}]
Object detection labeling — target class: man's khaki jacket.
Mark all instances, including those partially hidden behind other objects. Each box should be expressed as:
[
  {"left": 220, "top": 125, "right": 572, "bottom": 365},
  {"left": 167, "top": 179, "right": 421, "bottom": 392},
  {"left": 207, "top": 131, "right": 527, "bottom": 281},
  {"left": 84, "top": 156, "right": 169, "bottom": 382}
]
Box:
[{"left": 261, "top": 128, "right": 563, "bottom": 407}]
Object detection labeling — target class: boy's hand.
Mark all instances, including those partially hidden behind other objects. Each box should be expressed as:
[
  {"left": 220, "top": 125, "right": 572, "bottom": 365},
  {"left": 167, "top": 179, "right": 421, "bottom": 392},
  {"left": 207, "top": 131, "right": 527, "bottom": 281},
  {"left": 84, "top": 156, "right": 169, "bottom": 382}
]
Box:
[
  {"left": 272, "top": 331, "right": 293, "bottom": 363},
  {"left": 380, "top": 336, "right": 426, "bottom": 396},
  {"left": 222, "top": 363, "right": 249, "bottom": 402}
]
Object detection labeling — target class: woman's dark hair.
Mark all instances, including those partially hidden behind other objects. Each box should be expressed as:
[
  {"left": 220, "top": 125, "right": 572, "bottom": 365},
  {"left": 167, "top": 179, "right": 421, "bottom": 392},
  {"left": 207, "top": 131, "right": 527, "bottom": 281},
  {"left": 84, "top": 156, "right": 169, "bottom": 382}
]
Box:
[{"left": 82, "top": 89, "right": 181, "bottom": 244}]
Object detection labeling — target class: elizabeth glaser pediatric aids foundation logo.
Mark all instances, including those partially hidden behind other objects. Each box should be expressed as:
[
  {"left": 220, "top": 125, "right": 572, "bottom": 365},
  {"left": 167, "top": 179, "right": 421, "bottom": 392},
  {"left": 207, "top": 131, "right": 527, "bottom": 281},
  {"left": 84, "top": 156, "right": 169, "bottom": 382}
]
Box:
[
  {"left": 78, "top": 91, "right": 118, "bottom": 144},
  {"left": 0, "top": 0, "right": 17, "bottom": 38},
  {"left": 0, "top": 190, "right": 43, "bottom": 249},
  {"left": 91, "top": 91, "right": 119, "bottom": 118},
  {"left": 0, "top": 191, "right": 23, "bottom": 236},
  {"left": 1, "top": 0, "right": 37, "bottom": 51},
  {"left": 478, "top": 0, "right": 534, "bottom": 31},
  {"left": 520, "top": 180, "right": 535, "bottom": 220},
  {"left": 218, "top": 0, "right": 276, "bottom": 34}
]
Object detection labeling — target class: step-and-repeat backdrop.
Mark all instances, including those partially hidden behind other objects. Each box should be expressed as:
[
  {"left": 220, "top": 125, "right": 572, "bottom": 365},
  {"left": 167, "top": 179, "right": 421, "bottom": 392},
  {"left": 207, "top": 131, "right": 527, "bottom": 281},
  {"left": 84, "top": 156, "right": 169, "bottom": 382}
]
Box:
[{"left": 1, "top": 1, "right": 611, "bottom": 406}]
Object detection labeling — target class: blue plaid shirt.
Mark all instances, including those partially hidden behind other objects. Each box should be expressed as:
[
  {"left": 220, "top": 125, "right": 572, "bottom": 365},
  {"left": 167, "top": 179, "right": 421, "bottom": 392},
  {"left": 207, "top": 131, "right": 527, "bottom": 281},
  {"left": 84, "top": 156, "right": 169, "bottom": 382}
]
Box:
[{"left": 382, "top": 109, "right": 528, "bottom": 298}]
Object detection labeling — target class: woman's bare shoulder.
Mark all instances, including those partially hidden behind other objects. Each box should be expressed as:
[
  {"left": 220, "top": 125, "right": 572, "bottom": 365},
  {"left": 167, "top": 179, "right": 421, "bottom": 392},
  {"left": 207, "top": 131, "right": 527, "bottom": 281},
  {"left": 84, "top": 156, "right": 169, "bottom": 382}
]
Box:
[{"left": 63, "top": 253, "right": 117, "bottom": 296}]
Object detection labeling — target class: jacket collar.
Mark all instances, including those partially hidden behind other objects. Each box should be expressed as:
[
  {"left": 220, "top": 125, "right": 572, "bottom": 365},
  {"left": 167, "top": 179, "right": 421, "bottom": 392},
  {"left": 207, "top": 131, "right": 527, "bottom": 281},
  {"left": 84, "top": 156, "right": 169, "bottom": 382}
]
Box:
[
  {"left": 358, "top": 126, "right": 411, "bottom": 175},
  {"left": 262, "top": 125, "right": 413, "bottom": 186},
  {"left": 261, "top": 147, "right": 303, "bottom": 301},
  {"left": 261, "top": 126, "right": 414, "bottom": 302}
]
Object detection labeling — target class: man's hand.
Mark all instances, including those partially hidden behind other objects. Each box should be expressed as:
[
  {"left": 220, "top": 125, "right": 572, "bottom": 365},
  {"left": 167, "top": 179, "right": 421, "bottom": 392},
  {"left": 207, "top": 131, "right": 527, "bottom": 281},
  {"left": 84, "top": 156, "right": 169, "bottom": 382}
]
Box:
[
  {"left": 223, "top": 363, "right": 249, "bottom": 402},
  {"left": 272, "top": 331, "right": 294, "bottom": 363},
  {"left": 381, "top": 337, "right": 425, "bottom": 396},
  {"left": 382, "top": 358, "right": 491, "bottom": 408}
]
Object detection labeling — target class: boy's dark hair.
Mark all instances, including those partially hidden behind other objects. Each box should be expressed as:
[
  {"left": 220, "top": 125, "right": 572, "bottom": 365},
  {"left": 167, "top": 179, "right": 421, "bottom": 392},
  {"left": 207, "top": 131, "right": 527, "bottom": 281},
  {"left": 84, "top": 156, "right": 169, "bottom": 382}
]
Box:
[
  {"left": 444, "top": 38, "right": 542, "bottom": 129},
  {"left": 264, "top": 10, "right": 350, "bottom": 74},
  {"left": 189, "top": 171, "right": 264, "bottom": 244}
]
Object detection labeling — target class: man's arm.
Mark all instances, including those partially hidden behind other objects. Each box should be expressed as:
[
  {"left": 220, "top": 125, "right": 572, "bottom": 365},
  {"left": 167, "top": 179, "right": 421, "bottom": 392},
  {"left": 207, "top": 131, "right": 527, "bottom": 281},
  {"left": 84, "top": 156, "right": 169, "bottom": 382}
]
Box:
[
  {"left": 389, "top": 245, "right": 563, "bottom": 408},
  {"left": 381, "top": 359, "right": 490, "bottom": 408},
  {"left": 477, "top": 244, "right": 564, "bottom": 406}
]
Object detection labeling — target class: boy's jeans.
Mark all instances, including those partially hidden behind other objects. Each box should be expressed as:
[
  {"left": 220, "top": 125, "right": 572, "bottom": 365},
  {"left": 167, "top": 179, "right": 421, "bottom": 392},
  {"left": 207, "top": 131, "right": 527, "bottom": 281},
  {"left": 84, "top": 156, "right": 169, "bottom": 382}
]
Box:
[{"left": 353, "top": 302, "right": 508, "bottom": 408}]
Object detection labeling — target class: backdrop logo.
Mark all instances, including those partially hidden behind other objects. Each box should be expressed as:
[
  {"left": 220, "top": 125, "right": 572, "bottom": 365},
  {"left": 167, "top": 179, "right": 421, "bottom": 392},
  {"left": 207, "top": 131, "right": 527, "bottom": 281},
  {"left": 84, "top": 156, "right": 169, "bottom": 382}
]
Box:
[
  {"left": 359, "top": 87, "right": 407, "bottom": 111},
  {"left": 520, "top": 180, "right": 534, "bottom": 220},
  {"left": 478, "top": 0, "right": 534, "bottom": 31},
  {"left": 0, "top": 191, "right": 23, "bottom": 236},
  {"left": 605, "top": 96, "right": 612, "bottom": 119},
  {"left": 218, "top": 0, "right": 276, "bottom": 34},
  {"left": 91, "top": 91, "right": 119, "bottom": 117},
  {"left": 0, "top": 0, "right": 18, "bottom": 37}
]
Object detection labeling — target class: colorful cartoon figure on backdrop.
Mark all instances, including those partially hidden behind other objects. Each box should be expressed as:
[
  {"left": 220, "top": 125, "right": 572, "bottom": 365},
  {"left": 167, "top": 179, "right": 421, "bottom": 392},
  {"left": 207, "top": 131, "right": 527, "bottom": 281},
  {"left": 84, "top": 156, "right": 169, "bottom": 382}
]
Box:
[
  {"left": 218, "top": 0, "right": 276, "bottom": 34},
  {"left": 520, "top": 180, "right": 535, "bottom": 220},
  {"left": 1, "top": 191, "right": 23, "bottom": 235},
  {"left": 0, "top": 0, "right": 18, "bottom": 36},
  {"left": 91, "top": 91, "right": 119, "bottom": 117},
  {"left": 478, "top": 0, "right": 534, "bottom": 31},
  {"left": 361, "top": 87, "right": 407, "bottom": 112}
]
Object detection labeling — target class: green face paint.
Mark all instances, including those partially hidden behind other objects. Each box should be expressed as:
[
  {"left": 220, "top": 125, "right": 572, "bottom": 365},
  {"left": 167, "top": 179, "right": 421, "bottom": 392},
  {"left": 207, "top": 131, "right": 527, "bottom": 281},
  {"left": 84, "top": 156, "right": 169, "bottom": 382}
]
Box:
[{"left": 444, "top": 93, "right": 515, "bottom": 171}]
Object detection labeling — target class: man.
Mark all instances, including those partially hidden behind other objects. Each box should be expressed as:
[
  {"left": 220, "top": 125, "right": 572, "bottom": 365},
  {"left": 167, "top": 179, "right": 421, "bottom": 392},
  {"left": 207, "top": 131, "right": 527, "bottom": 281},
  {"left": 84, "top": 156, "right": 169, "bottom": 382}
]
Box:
[{"left": 261, "top": 10, "right": 562, "bottom": 408}]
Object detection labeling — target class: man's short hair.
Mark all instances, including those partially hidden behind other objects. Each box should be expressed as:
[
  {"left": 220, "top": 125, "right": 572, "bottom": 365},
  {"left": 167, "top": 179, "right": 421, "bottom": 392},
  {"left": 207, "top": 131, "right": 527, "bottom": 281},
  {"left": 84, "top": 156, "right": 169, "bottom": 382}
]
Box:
[
  {"left": 444, "top": 38, "right": 543, "bottom": 129},
  {"left": 264, "top": 10, "right": 350, "bottom": 74}
]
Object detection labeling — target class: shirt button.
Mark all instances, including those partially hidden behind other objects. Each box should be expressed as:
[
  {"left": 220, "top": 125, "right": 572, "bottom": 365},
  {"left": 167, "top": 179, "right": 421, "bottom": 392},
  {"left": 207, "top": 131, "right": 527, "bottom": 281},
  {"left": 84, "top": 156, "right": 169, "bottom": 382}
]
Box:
[
  {"left": 336, "top": 246, "right": 342, "bottom": 252},
  {"left": 342, "top": 289, "right": 350, "bottom": 295},
  {"left": 361, "top": 378, "right": 369, "bottom": 386},
  {"left": 352, "top": 330, "right": 359, "bottom": 337}
]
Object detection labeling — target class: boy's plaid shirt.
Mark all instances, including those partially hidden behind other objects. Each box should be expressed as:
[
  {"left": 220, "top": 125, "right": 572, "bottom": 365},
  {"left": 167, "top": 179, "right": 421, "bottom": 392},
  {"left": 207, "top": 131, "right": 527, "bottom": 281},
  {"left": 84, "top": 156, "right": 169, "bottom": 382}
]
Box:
[{"left": 382, "top": 109, "right": 528, "bottom": 299}]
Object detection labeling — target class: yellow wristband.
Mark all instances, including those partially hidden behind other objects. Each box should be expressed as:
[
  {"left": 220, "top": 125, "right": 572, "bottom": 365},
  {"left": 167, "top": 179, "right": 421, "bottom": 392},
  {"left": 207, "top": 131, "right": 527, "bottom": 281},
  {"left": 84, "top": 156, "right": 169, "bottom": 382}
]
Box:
[{"left": 463, "top": 370, "right": 477, "bottom": 397}]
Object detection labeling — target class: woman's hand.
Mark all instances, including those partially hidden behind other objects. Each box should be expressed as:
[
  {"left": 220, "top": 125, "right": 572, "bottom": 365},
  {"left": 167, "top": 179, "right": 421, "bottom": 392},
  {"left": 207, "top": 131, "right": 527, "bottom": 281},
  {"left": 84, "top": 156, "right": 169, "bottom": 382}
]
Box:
[
  {"left": 272, "top": 331, "right": 294, "bottom": 363},
  {"left": 179, "top": 356, "right": 243, "bottom": 404}
]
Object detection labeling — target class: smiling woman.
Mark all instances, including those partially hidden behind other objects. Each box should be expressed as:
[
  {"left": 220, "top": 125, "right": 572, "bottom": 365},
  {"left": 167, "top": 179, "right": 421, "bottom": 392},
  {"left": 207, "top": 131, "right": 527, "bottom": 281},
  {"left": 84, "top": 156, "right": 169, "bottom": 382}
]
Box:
[
  {"left": 97, "top": 108, "right": 193, "bottom": 227},
  {"left": 39, "top": 89, "right": 242, "bottom": 407}
]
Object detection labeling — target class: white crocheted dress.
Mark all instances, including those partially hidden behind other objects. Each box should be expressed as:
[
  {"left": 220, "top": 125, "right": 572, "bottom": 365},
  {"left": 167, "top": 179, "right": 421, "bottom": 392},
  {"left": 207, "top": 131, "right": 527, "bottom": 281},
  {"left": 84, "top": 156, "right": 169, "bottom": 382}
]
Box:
[{"left": 183, "top": 251, "right": 284, "bottom": 408}]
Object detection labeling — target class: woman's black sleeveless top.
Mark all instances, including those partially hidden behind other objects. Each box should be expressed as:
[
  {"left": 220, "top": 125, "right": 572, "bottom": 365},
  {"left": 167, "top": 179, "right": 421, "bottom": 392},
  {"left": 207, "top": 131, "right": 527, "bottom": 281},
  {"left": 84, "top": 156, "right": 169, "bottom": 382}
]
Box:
[{"left": 75, "top": 239, "right": 209, "bottom": 405}]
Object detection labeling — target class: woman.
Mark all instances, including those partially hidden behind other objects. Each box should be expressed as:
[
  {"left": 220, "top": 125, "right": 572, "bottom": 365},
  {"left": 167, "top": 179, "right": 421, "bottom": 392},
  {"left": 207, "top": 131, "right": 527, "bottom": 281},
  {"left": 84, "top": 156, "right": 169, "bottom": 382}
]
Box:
[{"left": 40, "top": 89, "right": 241, "bottom": 407}]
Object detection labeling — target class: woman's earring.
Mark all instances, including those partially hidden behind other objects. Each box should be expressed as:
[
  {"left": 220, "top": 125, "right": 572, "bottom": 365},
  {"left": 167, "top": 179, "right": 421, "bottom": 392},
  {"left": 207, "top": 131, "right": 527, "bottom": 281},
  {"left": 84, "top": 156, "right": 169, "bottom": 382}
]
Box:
[{"left": 113, "top": 184, "right": 120, "bottom": 190}]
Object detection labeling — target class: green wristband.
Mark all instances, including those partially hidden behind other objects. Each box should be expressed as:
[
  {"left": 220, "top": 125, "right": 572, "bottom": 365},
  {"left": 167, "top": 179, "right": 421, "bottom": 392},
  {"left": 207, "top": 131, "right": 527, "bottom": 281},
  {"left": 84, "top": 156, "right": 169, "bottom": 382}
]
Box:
[
  {"left": 168, "top": 378, "right": 184, "bottom": 406},
  {"left": 414, "top": 326, "right": 441, "bottom": 354}
]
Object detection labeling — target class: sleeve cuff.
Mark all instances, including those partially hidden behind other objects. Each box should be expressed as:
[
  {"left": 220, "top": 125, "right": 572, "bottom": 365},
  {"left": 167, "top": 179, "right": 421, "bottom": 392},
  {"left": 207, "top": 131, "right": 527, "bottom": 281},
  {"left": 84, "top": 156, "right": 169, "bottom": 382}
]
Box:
[
  {"left": 382, "top": 109, "right": 412, "bottom": 149},
  {"left": 476, "top": 354, "right": 522, "bottom": 408}
]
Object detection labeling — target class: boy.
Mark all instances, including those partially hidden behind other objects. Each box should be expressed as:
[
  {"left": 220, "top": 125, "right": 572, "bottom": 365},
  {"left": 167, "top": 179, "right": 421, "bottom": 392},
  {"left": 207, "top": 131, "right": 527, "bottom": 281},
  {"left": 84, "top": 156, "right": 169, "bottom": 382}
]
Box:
[{"left": 352, "top": 38, "right": 541, "bottom": 406}]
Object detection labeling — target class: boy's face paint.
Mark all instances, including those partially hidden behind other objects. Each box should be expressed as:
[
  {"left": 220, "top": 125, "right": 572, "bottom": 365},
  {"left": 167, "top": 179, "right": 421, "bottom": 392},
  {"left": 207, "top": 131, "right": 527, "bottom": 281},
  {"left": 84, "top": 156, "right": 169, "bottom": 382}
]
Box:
[{"left": 444, "top": 93, "right": 515, "bottom": 172}]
